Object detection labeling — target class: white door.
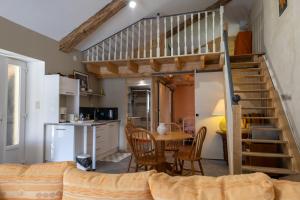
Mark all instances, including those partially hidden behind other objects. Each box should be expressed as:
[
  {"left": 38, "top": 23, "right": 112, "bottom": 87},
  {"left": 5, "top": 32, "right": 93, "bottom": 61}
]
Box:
[
  {"left": 194, "top": 71, "right": 225, "bottom": 159},
  {"left": 0, "top": 57, "right": 26, "bottom": 163}
]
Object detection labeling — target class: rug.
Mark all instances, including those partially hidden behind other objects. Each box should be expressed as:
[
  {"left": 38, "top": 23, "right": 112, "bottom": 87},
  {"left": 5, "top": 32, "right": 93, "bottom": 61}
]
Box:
[{"left": 100, "top": 152, "right": 131, "bottom": 163}]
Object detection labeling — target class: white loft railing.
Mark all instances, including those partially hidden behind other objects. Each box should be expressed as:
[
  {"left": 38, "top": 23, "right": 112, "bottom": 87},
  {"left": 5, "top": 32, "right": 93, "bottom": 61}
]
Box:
[{"left": 83, "top": 6, "right": 224, "bottom": 62}]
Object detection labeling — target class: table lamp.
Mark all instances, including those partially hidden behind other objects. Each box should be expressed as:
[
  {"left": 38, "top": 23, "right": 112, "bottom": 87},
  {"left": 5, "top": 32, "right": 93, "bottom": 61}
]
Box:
[{"left": 212, "top": 99, "right": 226, "bottom": 132}]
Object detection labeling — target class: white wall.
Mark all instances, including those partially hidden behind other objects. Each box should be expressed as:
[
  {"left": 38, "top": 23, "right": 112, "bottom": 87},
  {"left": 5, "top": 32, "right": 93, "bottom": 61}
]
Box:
[
  {"left": 99, "top": 78, "right": 127, "bottom": 151},
  {"left": 195, "top": 72, "right": 224, "bottom": 159},
  {"left": 251, "top": 0, "right": 300, "bottom": 148}
]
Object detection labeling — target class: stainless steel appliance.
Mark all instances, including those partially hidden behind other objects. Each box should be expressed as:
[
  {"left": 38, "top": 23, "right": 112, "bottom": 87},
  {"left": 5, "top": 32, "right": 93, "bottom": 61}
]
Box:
[{"left": 128, "top": 87, "right": 151, "bottom": 130}]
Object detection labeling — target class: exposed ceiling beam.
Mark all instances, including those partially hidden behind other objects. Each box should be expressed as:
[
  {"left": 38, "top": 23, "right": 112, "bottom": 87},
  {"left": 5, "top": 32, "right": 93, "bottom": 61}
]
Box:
[
  {"left": 174, "top": 57, "right": 183, "bottom": 70},
  {"left": 106, "top": 62, "right": 119, "bottom": 74},
  {"left": 127, "top": 60, "right": 139, "bottom": 73},
  {"left": 59, "top": 0, "right": 127, "bottom": 52},
  {"left": 150, "top": 59, "right": 161, "bottom": 72},
  {"left": 166, "top": 0, "right": 232, "bottom": 38}
]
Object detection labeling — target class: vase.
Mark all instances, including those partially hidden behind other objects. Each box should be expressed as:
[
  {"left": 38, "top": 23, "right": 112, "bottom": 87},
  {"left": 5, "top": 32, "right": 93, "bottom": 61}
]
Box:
[{"left": 157, "top": 123, "right": 167, "bottom": 135}]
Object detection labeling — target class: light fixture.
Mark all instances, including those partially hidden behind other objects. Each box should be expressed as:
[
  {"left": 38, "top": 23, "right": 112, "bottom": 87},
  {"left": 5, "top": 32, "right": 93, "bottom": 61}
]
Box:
[
  {"left": 212, "top": 99, "right": 226, "bottom": 132},
  {"left": 129, "top": 1, "right": 136, "bottom": 8},
  {"left": 138, "top": 79, "right": 147, "bottom": 86}
]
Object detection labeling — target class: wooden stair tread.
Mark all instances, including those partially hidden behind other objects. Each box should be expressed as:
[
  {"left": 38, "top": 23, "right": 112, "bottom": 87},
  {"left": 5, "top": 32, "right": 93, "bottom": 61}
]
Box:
[
  {"left": 242, "top": 127, "right": 282, "bottom": 133},
  {"left": 242, "top": 107, "right": 275, "bottom": 110},
  {"left": 235, "top": 89, "right": 269, "bottom": 93},
  {"left": 242, "top": 152, "right": 292, "bottom": 158},
  {"left": 234, "top": 82, "right": 266, "bottom": 85},
  {"left": 252, "top": 127, "right": 281, "bottom": 131},
  {"left": 230, "top": 53, "right": 265, "bottom": 58},
  {"left": 242, "top": 165, "right": 296, "bottom": 175},
  {"left": 242, "top": 116, "right": 278, "bottom": 119},
  {"left": 239, "top": 98, "right": 272, "bottom": 101},
  {"left": 233, "top": 75, "right": 264, "bottom": 78},
  {"left": 232, "top": 68, "right": 262, "bottom": 71},
  {"left": 242, "top": 139, "right": 287, "bottom": 144},
  {"left": 231, "top": 62, "right": 260, "bottom": 67}
]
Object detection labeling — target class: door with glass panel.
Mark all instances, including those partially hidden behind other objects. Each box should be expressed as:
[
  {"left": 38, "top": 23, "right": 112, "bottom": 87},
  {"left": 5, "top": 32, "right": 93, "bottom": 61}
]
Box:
[{"left": 0, "top": 56, "right": 26, "bottom": 163}]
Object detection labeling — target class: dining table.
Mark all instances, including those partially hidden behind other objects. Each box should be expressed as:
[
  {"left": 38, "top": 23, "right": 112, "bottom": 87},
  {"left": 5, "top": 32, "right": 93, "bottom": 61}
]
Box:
[
  {"left": 152, "top": 131, "right": 193, "bottom": 142},
  {"left": 151, "top": 131, "right": 193, "bottom": 173}
]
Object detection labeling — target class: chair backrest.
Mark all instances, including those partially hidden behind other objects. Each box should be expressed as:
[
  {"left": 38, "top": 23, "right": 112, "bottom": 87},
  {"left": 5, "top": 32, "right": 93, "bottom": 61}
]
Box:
[
  {"left": 182, "top": 117, "right": 195, "bottom": 135},
  {"left": 164, "top": 122, "right": 182, "bottom": 132},
  {"left": 128, "top": 128, "right": 158, "bottom": 162},
  {"left": 190, "top": 127, "right": 207, "bottom": 160},
  {"left": 125, "top": 122, "right": 137, "bottom": 152}
]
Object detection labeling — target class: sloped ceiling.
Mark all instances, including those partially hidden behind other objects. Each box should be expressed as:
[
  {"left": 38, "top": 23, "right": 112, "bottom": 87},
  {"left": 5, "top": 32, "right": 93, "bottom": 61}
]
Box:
[{"left": 0, "top": 0, "right": 253, "bottom": 51}]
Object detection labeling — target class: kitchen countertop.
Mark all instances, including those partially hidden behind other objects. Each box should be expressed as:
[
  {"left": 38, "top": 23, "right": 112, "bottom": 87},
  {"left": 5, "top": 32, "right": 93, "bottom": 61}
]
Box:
[{"left": 45, "top": 120, "right": 120, "bottom": 126}]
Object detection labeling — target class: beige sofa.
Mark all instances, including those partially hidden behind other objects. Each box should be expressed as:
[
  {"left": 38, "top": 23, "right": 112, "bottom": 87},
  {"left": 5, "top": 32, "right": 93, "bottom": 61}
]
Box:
[{"left": 0, "top": 162, "right": 299, "bottom": 200}]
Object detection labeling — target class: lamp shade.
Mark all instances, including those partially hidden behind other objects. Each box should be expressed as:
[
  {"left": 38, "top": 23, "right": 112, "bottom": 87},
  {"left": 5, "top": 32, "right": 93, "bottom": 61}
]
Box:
[{"left": 212, "top": 99, "right": 225, "bottom": 116}]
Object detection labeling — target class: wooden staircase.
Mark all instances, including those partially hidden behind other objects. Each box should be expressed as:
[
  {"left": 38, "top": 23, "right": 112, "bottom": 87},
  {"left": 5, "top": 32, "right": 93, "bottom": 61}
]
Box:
[{"left": 230, "top": 54, "right": 300, "bottom": 176}]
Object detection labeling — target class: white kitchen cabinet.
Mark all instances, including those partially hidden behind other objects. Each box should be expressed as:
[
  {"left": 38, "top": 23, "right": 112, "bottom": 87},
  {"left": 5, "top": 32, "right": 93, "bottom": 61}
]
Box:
[
  {"left": 87, "top": 122, "right": 120, "bottom": 160},
  {"left": 44, "top": 75, "right": 79, "bottom": 123},
  {"left": 107, "top": 122, "right": 120, "bottom": 149},
  {"left": 59, "top": 76, "right": 78, "bottom": 96}
]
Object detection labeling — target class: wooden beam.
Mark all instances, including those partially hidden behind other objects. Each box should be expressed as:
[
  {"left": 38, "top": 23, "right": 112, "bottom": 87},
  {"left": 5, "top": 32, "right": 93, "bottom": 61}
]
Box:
[
  {"left": 59, "top": 0, "right": 127, "bottom": 52},
  {"left": 106, "top": 62, "right": 119, "bottom": 74},
  {"left": 174, "top": 57, "right": 183, "bottom": 70},
  {"left": 166, "top": 0, "right": 232, "bottom": 39},
  {"left": 127, "top": 60, "right": 139, "bottom": 73},
  {"left": 86, "top": 63, "right": 100, "bottom": 74},
  {"left": 150, "top": 59, "right": 161, "bottom": 72},
  {"left": 200, "top": 55, "right": 205, "bottom": 69}
]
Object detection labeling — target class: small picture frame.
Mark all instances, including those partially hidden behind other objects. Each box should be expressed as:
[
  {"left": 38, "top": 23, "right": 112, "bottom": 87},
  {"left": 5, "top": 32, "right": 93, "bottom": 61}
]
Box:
[
  {"left": 74, "top": 70, "right": 89, "bottom": 91},
  {"left": 279, "top": 0, "right": 287, "bottom": 16}
]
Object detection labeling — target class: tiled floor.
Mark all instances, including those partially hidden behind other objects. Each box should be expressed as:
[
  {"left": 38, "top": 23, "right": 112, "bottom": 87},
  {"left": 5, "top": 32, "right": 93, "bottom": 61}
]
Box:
[{"left": 96, "top": 155, "right": 228, "bottom": 177}]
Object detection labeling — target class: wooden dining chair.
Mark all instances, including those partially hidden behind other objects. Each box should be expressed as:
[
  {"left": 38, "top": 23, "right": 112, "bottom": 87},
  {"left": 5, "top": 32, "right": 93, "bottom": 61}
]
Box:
[
  {"left": 176, "top": 126, "right": 207, "bottom": 175},
  {"left": 125, "top": 122, "right": 136, "bottom": 172},
  {"left": 164, "top": 123, "right": 182, "bottom": 152},
  {"left": 128, "top": 128, "right": 165, "bottom": 172}
]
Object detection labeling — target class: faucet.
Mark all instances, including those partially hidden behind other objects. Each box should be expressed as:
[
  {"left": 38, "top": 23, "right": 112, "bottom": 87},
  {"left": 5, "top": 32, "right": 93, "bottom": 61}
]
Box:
[{"left": 93, "top": 109, "right": 97, "bottom": 121}]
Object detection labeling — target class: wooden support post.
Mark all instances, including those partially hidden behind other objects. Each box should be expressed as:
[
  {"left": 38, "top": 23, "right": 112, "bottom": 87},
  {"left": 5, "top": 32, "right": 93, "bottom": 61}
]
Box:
[
  {"left": 106, "top": 62, "right": 119, "bottom": 74},
  {"left": 232, "top": 104, "right": 242, "bottom": 174},
  {"left": 127, "top": 60, "right": 139, "bottom": 73},
  {"left": 219, "top": 53, "right": 225, "bottom": 67},
  {"left": 200, "top": 55, "right": 205, "bottom": 69},
  {"left": 150, "top": 59, "right": 161, "bottom": 72},
  {"left": 174, "top": 57, "right": 183, "bottom": 70}
]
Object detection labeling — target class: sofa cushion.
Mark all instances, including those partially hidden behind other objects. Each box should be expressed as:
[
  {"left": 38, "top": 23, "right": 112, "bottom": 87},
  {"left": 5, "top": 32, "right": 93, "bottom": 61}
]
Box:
[
  {"left": 0, "top": 162, "right": 75, "bottom": 200},
  {"left": 149, "top": 173, "right": 223, "bottom": 200},
  {"left": 148, "top": 172, "right": 274, "bottom": 200},
  {"left": 221, "top": 172, "right": 274, "bottom": 200},
  {"left": 62, "top": 168, "right": 156, "bottom": 200},
  {"left": 273, "top": 180, "right": 300, "bottom": 200}
]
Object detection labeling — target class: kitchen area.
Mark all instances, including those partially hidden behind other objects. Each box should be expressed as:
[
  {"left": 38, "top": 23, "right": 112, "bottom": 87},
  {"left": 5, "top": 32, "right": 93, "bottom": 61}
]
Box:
[{"left": 43, "top": 74, "right": 120, "bottom": 170}]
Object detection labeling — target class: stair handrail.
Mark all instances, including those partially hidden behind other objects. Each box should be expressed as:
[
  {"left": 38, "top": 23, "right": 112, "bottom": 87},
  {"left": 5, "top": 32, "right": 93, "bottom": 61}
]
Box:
[{"left": 223, "top": 30, "right": 240, "bottom": 104}]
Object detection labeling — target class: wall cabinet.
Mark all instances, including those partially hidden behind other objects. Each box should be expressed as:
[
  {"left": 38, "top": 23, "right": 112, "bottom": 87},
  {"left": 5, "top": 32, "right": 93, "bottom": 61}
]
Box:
[
  {"left": 44, "top": 75, "right": 79, "bottom": 123},
  {"left": 59, "top": 76, "right": 78, "bottom": 96}
]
